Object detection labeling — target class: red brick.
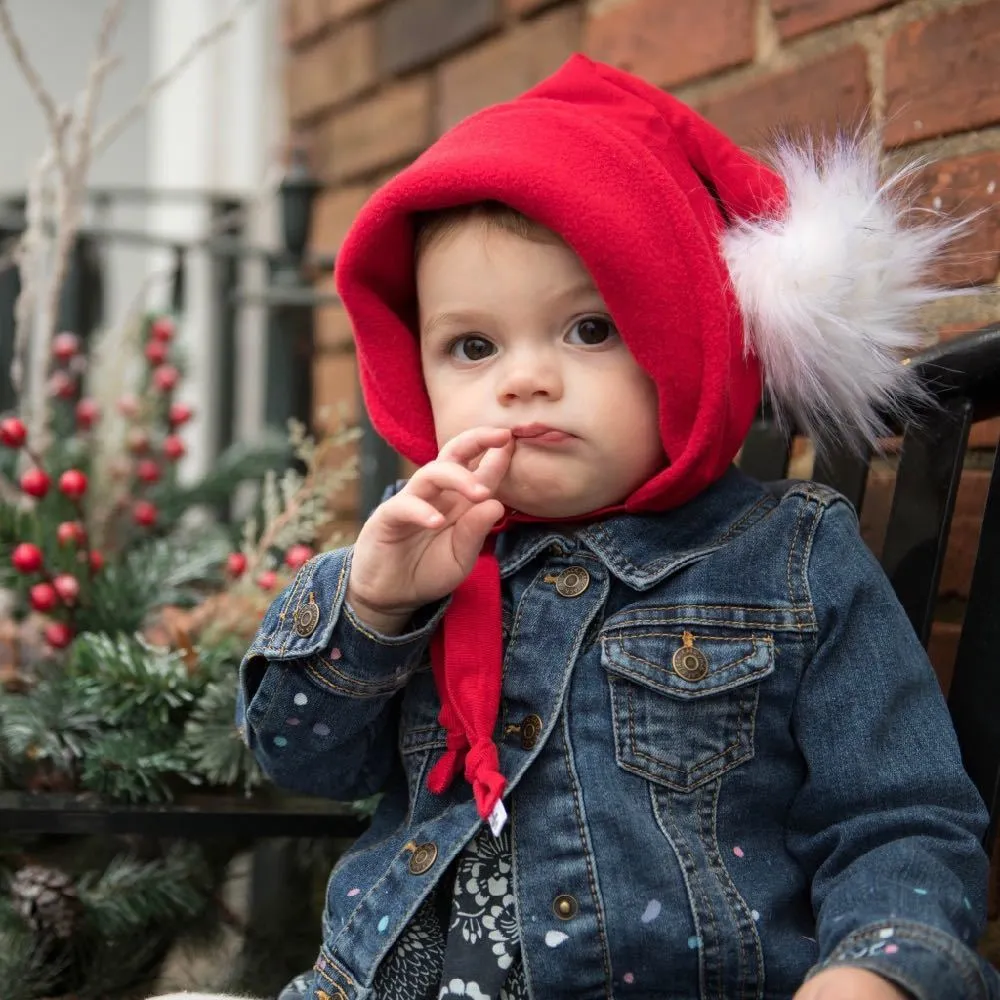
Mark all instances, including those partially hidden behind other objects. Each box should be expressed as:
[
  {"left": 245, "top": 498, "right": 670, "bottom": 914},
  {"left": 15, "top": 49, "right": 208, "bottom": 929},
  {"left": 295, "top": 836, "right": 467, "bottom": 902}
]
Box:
[
  {"left": 914, "top": 151, "right": 1000, "bottom": 288},
  {"left": 378, "top": 0, "right": 500, "bottom": 76},
  {"left": 310, "top": 184, "right": 370, "bottom": 252},
  {"left": 313, "top": 352, "right": 361, "bottom": 513},
  {"left": 770, "top": 0, "right": 900, "bottom": 40},
  {"left": 321, "top": 76, "right": 432, "bottom": 181},
  {"left": 928, "top": 620, "right": 960, "bottom": 693},
  {"left": 284, "top": 0, "right": 332, "bottom": 46},
  {"left": 286, "top": 18, "right": 376, "bottom": 123},
  {"left": 940, "top": 468, "right": 991, "bottom": 600},
  {"left": 330, "top": 0, "right": 383, "bottom": 18},
  {"left": 436, "top": 5, "right": 581, "bottom": 132},
  {"left": 697, "top": 47, "right": 871, "bottom": 150},
  {"left": 506, "top": 0, "right": 564, "bottom": 14},
  {"left": 885, "top": 1, "right": 1000, "bottom": 147},
  {"left": 584, "top": 0, "right": 755, "bottom": 89},
  {"left": 314, "top": 302, "right": 356, "bottom": 352},
  {"left": 313, "top": 352, "right": 359, "bottom": 426}
]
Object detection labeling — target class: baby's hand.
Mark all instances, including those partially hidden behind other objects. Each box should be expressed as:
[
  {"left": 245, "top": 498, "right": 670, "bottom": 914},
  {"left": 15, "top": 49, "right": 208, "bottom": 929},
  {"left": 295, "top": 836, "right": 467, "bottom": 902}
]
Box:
[
  {"left": 794, "top": 967, "right": 910, "bottom": 1000},
  {"left": 347, "top": 426, "right": 515, "bottom": 634}
]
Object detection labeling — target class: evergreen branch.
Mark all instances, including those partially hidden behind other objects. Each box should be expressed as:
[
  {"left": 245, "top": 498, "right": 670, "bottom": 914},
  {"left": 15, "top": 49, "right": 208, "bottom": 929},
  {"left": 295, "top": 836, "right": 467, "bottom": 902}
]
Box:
[
  {"left": 182, "top": 675, "right": 262, "bottom": 794},
  {"left": 0, "top": 671, "right": 101, "bottom": 772},
  {"left": 77, "top": 845, "right": 212, "bottom": 941},
  {"left": 78, "top": 730, "right": 191, "bottom": 802},
  {"left": 71, "top": 633, "right": 202, "bottom": 729}
]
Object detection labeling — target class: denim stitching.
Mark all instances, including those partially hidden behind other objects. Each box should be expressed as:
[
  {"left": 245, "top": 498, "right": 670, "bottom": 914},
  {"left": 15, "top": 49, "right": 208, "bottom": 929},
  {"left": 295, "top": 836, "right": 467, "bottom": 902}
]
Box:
[
  {"left": 657, "top": 787, "right": 723, "bottom": 999},
  {"left": 707, "top": 779, "right": 764, "bottom": 1000},
  {"left": 557, "top": 702, "right": 614, "bottom": 998}
]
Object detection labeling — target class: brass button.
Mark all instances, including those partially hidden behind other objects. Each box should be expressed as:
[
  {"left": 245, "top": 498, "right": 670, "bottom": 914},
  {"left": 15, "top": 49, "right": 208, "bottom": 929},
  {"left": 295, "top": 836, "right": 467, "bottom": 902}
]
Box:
[
  {"left": 293, "top": 595, "right": 320, "bottom": 637},
  {"left": 672, "top": 631, "right": 708, "bottom": 682},
  {"left": 555, "top": 566, "right": 590, "bottom": 598},
  {"left": 553, "top": 894, "right": 578, "bottom": 920},
  {"left": 520, "top": 713, "right": 543, "bottom": 750},
  {"left": 408, "top": 842, "right": 437, "bottom": 875}
]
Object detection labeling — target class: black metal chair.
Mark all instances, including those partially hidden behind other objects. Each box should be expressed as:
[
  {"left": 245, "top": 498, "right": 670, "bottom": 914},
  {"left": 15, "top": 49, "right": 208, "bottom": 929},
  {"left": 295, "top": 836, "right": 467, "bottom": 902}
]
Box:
[{"left": 739, "top": 324, "right": 1000, "bottom": 853}]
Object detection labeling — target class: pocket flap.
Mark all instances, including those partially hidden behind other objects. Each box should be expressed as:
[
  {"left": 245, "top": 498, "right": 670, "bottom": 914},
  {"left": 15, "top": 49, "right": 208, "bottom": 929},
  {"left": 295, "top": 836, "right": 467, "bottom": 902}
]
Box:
[{"left": 600, "top": 629, "right": 774, "bottom": 698}]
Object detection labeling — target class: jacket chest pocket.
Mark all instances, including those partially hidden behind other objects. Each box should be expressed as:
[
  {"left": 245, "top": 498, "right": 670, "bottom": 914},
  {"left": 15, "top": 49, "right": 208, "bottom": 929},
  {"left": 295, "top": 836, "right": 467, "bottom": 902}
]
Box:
[{"left": 600, "top": 626, "right": 775, "bottom": 792}]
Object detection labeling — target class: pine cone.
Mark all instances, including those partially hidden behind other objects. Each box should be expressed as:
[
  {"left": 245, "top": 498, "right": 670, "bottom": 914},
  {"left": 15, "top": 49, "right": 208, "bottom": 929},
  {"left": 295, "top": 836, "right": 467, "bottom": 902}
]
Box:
[{"left": 10, "top": 865, "right": 83, "bottom": 940}]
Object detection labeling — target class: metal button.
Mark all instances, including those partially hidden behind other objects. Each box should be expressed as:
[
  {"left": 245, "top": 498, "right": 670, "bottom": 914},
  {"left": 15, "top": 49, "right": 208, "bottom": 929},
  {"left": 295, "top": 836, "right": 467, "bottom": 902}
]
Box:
[
  {"left": 553, "top": 894, "right": 579, "bottom": 920},
  {"left": 293, "top": 595, "right": 320, "bottom": 637},
  {"left": 555, "top": 566, "right": 590, "bottom": 598},
  {"left": 408, "top": 842, "right": 438, "bottom": 875},
  {"left": 672, "top": 632, "right": 709, "bottom": 682},
  {"left": 520, "top": 713, "right": 543, "bottom": 750}
]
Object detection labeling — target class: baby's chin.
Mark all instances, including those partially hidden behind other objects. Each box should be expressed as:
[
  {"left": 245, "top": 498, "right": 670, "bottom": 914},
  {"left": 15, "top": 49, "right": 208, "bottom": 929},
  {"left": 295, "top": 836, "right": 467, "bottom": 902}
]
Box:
[{"left": 497, "top": 472, "right": 626, "bottom": 520}]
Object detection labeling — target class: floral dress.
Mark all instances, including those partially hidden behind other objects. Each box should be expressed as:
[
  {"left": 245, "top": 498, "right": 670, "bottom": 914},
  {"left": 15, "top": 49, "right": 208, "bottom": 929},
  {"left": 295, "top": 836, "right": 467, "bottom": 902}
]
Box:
[{"left": 371, "top": 824, "right": 526, "bottom": 1000}]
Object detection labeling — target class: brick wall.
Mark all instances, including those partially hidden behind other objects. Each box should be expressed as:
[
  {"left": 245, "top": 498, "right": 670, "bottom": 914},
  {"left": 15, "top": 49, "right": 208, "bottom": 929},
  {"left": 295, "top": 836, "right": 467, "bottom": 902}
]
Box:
[{"left": 284, "top": 0, "right": 1000, "bottom": 680}]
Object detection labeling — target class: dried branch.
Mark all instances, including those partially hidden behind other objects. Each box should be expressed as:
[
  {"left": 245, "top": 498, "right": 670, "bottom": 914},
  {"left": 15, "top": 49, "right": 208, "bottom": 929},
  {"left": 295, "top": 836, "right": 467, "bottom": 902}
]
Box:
[
  {"left": 0, "top": 0, "right": 70, "bottom": 181},
  {"left": 93, "top": 0, "right": 258, "bottom": 159}
]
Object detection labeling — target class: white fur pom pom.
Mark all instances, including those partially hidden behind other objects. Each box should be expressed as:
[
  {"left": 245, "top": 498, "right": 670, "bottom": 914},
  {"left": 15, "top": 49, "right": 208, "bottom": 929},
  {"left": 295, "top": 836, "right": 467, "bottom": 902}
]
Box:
[{"left": 722, "top": 133, "right": 963, "bottom": 455}]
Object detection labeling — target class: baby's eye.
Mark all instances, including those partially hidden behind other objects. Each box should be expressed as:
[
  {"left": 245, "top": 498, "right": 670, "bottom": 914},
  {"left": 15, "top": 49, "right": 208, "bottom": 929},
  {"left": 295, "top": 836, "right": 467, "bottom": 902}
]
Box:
[
  {"left": 567, "top": 316, "right": 618, "bottom": 346},
  {"left": 449, "top": 335, "right": 496, "bottom": 362}
]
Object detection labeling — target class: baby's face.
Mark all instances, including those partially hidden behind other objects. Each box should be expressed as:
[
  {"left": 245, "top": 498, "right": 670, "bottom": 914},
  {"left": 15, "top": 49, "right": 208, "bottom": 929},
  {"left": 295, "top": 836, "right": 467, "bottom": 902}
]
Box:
[{"left": 417, "top": 222, "right": 664, "bottom": 518}]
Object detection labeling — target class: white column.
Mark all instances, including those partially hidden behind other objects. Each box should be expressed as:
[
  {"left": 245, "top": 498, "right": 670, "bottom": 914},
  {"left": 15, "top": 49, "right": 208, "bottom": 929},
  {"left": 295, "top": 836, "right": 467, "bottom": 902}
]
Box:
[{"left": 147, "top": 0, "right": 282, "bottom": 480}]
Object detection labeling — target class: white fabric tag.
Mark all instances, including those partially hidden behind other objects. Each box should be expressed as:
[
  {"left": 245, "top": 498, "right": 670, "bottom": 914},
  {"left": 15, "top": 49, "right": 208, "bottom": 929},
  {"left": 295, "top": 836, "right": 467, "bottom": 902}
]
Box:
[{"left": 488, "top": 799, "right": 508, "bottom": 837}]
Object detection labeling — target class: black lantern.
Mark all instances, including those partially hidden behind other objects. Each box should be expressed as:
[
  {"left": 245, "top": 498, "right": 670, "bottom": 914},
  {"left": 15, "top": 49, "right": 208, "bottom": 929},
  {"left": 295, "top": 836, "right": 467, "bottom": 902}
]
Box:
[{"left": 279, "top": 146, "right": 321, "bottom": 262}]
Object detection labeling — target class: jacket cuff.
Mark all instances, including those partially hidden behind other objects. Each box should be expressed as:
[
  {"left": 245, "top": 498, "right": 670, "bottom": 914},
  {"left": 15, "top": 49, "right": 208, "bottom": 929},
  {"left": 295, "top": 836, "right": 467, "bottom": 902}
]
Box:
[
  {"left": 808, "top": 920, "right": 992, "bottom": 1000},
  {"left": 242, "top": 546, "right": 448, "bottom": 699}
]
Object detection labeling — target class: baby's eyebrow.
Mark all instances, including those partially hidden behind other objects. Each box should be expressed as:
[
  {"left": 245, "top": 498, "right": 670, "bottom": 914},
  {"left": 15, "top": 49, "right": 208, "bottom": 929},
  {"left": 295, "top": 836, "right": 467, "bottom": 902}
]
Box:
[{"left": 421, "top": 309, "right": 485, "bottom": 338}]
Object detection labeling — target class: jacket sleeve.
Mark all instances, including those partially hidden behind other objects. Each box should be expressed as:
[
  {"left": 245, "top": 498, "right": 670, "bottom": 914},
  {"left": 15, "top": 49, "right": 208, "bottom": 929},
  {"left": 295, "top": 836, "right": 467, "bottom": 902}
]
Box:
[
  {"left": 786, "top": 496, "right": 998, "bottom": 1000},
  {"left": 234, "top": 543, "right": 447, "bottom": 801}
]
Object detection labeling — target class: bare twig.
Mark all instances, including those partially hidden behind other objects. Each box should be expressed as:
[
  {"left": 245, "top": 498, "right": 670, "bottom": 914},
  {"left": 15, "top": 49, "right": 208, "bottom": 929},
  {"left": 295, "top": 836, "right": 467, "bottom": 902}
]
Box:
[
  {"left": 92, "top": 0, "right": 258, "bottom": 159},
  {"left": 0, "top": 0, "right": 70, "bottom": 181}
]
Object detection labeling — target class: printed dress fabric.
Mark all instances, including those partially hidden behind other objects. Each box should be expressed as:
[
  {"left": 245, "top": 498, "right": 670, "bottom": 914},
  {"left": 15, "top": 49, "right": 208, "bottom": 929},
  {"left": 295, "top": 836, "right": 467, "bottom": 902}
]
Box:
[{"left": 372, "top": 824, "right": 526, "bottom": 1000}]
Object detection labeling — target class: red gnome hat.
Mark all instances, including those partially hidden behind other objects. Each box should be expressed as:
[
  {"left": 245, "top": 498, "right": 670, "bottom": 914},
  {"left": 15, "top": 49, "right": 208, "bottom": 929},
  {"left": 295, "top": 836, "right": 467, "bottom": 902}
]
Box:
[{"left": 336, "top": 55, "right": 954, "bottom": 830}]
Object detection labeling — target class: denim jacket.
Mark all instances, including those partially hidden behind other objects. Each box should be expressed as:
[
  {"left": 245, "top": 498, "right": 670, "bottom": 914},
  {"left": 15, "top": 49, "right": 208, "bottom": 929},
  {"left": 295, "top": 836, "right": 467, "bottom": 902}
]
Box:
[{"left": 237, "top": 467, "right": 997, "bottom": 1000}]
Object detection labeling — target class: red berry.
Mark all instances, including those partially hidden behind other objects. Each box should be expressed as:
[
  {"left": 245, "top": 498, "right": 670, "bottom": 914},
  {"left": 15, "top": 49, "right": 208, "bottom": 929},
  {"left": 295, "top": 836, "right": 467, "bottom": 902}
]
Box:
[
  {"left": 44, "top": 622, "right": 74, "bottom": 649},
  {"left": 29, "top": 582, "right": 58, "bottom": 612},
  {"left": 227, "top": 552, "right": 248, "bottom": 577},
  {"left": 145, "top": 340, "right": 168, "bottom": 366},
  {"left": 163, "top": 434, "right": 186, "bottom": 461},
  {"left": 126, "top": 428, "right": 150, "bottom": 454},
  {"left": 20, "top": 468, "right": 50, "bottom": 498},
  {"left": 58, "top": 469, "right": 88, "bottom": 499},
  {"left": 0, "top": 417, "right": 27, "bottom": 448},
  {"left": 52, "top": 573, "right": 80, "bottom": 605},
  {"left": 117, "top": 395, "right": 140, "bottom": 418},
  {"left": 168, "top": 401, "right": 193, "bottom": 427},
  {"left": 48, "top": 371, "right": 76, "bottom": 400},
  {"left": 136, "top": 459, "right": 161, "bottom": 483},
  {"left": 256, "top": 570, "right": 277, "bottom": 591},
  {"left": 284, "top": 544, "right": 314, "bottom": 570},
  {"left": 133, "top": 500, "right": 158, "bottom": 527},
  {"left": 75, "top": 398, "right": 99, "bottom": 429},
  {"left": 150, "top": 316, "right": 175, "bottom": 342},
  {"left": 52, "top": 332, "right": 81, "bottom": 362},
  {"left": 152, "top": 365, "right": 180, "bottom": 392},
  {"left": 57, "top": 521, "right": 85, "bottom": 546},
  {"left": 11, "top": 543, "right": 44, "bottom": 573},
  {"left": 89, "top": 550, "right": 105, "bottom": 572}
]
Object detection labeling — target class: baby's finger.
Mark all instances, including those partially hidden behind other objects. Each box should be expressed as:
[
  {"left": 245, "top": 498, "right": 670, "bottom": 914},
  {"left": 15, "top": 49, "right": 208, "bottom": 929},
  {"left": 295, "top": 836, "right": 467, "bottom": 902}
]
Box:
[
  {"left": 472, "top": 438, "right": 515, "bottom": 492},
  {"left": 406, "top": 460, "right": 490, "bottom": 504},
  {"left": 382, "top": 492, "right": 446, "bottom": 531},
  {"left": 438, "top": 426, "right": 512, "bottom": 469}
]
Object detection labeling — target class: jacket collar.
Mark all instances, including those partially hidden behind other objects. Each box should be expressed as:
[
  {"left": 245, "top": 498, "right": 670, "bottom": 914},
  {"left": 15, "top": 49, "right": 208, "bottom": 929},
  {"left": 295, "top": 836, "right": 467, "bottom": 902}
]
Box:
[{"left": 494, "top": 466, "right": 775, "bottom": 591}]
